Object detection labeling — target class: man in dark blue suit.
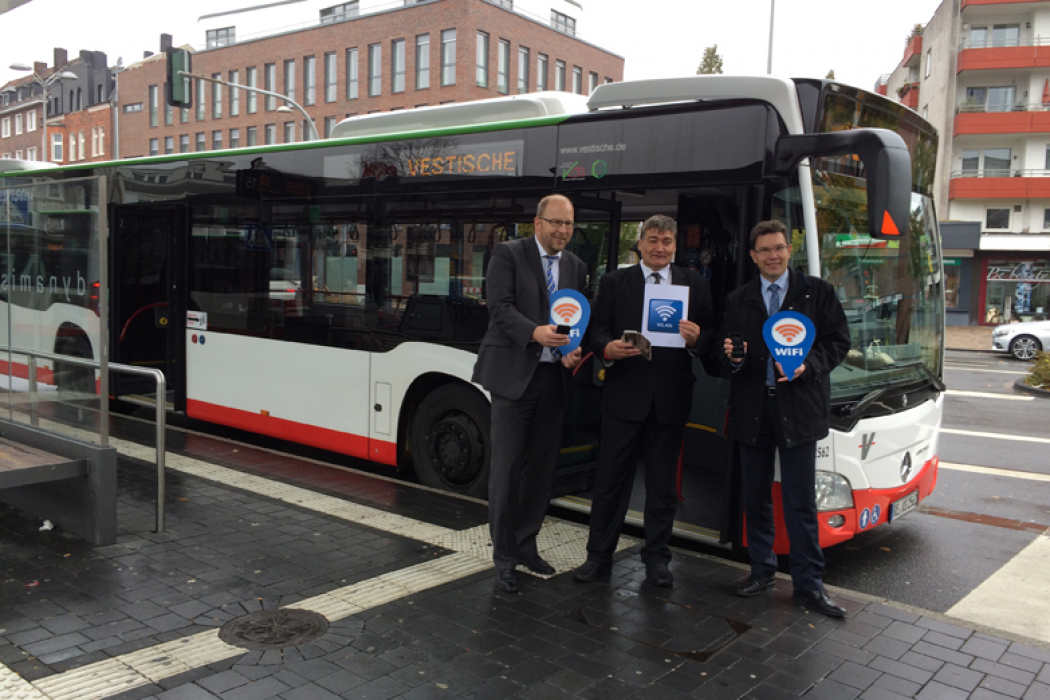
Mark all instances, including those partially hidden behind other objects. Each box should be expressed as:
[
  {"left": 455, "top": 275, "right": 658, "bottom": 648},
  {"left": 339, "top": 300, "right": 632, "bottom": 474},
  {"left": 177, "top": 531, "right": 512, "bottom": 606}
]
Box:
[
  {"left": 573, "top": 215, "right": 714, "bottom": 588},
  {"left": 472, "top": 194, "right": 587, "bottom": 593}
]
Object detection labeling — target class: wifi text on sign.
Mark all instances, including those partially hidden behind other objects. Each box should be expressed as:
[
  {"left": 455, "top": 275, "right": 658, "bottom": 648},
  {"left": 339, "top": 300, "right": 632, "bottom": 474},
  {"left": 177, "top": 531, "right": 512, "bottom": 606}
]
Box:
[
  {"left": 762, "top": 311, "right": 816, "bottom": 381},
  {"left": 548, "top": 289, "right": 590, "bottom": 355}
]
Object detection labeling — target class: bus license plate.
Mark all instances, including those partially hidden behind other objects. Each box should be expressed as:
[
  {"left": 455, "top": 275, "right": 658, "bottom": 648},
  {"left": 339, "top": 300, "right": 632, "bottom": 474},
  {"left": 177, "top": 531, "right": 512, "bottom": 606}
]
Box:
[{"left": 890, "top": 491, "right": 919, "bottom": 521}]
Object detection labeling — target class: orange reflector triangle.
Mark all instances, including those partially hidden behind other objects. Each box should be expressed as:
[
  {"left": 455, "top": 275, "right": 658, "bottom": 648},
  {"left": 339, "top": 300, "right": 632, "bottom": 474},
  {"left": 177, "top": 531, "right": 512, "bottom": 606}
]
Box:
[{"left": 881, "top": 211, "right": 900, "bottom": 236}]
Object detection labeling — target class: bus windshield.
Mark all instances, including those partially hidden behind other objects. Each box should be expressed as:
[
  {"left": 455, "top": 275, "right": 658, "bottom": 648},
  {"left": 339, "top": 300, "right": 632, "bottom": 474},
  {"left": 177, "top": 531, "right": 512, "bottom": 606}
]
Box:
[{"left": 806, "top": 89, "right": 944, "bottom": 401}]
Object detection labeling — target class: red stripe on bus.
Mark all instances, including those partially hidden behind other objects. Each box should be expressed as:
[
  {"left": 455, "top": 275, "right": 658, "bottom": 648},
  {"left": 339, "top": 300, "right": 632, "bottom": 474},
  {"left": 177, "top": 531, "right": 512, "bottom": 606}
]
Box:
[
  {"left": 0, "top": 359, "right": 57, "bottom": 385},
  {"left": 186, "top": 399, "right": 398, "bottom": 466}
]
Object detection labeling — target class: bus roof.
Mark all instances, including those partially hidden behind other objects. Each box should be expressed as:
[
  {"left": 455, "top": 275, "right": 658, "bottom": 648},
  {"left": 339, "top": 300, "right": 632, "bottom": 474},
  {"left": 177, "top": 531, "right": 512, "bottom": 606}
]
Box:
[{"left": 0, "top": 158, "right": 55, "bottom": 174}]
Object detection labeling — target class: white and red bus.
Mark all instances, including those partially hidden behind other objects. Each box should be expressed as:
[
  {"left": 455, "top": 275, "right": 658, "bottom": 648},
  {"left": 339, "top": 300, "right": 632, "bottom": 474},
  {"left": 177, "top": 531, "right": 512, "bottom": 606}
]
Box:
[{"left": 0, "top": 75, "right": 944, "bottom": 551}]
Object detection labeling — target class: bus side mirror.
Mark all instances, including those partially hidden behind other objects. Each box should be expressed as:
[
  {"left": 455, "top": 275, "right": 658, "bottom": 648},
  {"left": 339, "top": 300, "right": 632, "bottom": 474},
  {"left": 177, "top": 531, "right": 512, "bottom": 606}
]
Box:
[
  {"left": 773, "top": 128, "right": 911, "bottom": 240},
  {"left": 165, "top": 49, "right": 193, "bottom": 109}
]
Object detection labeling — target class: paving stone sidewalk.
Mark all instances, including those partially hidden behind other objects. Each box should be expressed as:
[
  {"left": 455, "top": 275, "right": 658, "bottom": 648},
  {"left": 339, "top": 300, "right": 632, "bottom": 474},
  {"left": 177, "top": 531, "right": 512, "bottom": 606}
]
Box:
[{"left": 1, "top": 430, "right": 1049, "bottom": 700}]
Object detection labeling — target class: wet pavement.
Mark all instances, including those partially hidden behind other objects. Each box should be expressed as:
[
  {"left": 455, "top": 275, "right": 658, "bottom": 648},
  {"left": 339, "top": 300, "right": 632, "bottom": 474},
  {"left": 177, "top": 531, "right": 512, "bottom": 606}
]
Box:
[{"left": 2, "top": 420, "right": 1050, "bottom": 700}]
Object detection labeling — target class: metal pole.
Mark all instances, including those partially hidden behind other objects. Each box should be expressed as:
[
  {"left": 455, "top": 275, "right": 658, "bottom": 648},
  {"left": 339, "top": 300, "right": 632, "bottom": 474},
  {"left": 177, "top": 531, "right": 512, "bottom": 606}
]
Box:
[
  {"left": 155, "top": 374, "right": 166, "bottom": 533},
  {"left": 185, "top": 72, "right": 320, "bottom": 141},
  {"left": 767, "top": 0, "right": 775, "bottom": 75},
  {"left": 98, "top": 175, "right": 109, "bottom": 447},
  {"left": 28, "top": 356, "right": 38, "bottom": 426}
]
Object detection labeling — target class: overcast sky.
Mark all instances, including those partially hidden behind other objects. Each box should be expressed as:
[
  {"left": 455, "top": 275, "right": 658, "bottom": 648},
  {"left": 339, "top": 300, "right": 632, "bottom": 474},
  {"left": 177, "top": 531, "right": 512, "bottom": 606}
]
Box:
[{"left": 2, "top": 0, "right": 945, "bottom": 91}]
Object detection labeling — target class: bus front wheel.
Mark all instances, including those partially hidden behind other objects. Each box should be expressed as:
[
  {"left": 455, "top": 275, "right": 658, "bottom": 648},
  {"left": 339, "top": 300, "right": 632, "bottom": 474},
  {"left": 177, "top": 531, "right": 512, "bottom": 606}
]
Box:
[
  {"left": 54, "top": 337, "right": 94, "bottom": 395},
  {"left": 410, "top": 385, "right": 490, "bottom": 498}
]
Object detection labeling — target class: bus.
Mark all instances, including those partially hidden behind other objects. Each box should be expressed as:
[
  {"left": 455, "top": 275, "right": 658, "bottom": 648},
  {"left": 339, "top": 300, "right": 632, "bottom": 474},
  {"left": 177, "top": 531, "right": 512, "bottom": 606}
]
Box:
[{"left": 0, "top": 75, "right": 944, "bottom": 552}]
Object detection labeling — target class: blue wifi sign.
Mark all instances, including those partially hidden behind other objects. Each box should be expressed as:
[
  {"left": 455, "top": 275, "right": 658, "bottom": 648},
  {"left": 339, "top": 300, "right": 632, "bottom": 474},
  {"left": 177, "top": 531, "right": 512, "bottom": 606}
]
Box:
[
  {"left": 647, "top": 299, "right": 683, "bottom": 333},
  {"left": 762, "top": 311, "right": 816, "bottom": 380},
  {"left": 549, "top": 289, "right": 590, "bottom": 354}
]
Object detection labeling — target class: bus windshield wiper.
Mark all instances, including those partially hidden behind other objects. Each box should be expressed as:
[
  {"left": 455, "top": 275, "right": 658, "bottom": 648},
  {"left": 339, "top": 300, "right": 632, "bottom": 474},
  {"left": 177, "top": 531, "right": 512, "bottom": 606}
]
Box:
[{"left": 839, "top": 387, "right": 888, "bottom": 417}]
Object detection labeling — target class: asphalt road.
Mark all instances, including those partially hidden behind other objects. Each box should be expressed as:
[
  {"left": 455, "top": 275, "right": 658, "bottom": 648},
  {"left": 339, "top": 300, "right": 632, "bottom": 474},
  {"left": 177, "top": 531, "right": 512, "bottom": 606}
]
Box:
[{"left": 822, "top": 349, "right": 1050, "bottom": 621}]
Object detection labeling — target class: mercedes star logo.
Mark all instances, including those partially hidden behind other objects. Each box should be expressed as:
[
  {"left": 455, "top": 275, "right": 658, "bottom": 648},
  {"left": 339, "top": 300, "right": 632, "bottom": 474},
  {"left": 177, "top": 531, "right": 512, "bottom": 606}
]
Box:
[{"left": 900, "top": 452, "right": 913, "bottom": 482}]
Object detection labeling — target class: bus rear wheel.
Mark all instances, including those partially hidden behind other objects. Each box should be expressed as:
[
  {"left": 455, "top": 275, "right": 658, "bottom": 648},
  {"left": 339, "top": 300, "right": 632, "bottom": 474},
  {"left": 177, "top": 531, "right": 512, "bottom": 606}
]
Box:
[
  {"left": 410, "top": 385, "right": 490, "bottom": 498},
  {"left": 54, "top": 337, "right": 94, "bottom": 396}
]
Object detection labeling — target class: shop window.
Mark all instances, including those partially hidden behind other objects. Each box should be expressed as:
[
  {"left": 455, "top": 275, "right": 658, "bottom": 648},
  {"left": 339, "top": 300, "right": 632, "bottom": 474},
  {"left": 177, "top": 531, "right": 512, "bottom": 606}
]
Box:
[
  {"left": 944, "top": 259, "right": 961, "bottom": 308},
  {"left": 986, "top": 208, "right": 1010, "bottom": 229}
]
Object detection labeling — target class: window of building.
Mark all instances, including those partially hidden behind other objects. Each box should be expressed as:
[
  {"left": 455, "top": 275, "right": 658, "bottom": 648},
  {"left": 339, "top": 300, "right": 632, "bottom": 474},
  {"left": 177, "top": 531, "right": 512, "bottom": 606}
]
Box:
[
  {"left": 304, "top": 55, "right": 316, "bottom": 105},
  {"left": 589, "top": 71, "right": 598, "bottom": 94},
  {"left": 243, "top": 126, "right": 255, "bottom": 147},
  {"left": 303, "top": 119, "right": 313, "bottom": 140},
  {"left": 124, "top": 102, "right": 143, "bottom": 113},
  {"left": 0, "top": 117, "right": 9, "bottom": 138},
  {"left": 265, "top": 63, "right": 276, "bottom": 110},
  {"left": 392, "top": 39, "right": 406, "bottom": 93},
  {"left": 346, "top": 48, "right": 359, "bottom": 99},
  {"left": 324, "top": 52, "right": 337, "bottom": 102},
  {"left": 27, "top": 110, "right": 36, "bottom": 131},
  {"left": 962, "top": 150, "right": 979, "bottom": 174},
  {"left": 265, "top": 123, "right": 276, "bottom": 145},
  {"left": 324, "top": 116, "right": 336, "bottom": 137},
  {"left": 51, "top": 132, "right": 63, "bottom": 161},
  {"left": 984, "top": 148, "right": 1011, "bottom": 176},
  {"left": 212, "top": 73, "right": 222, "bottom": 118},
  {"left": 476, "top": 32, "right": 489, "bottom": 88},
  {"left": 165, "top": 101, "right": 173, "bottom": 126},
  {"left": 497, "top": 40, "right": 510, "bottom": 94},
  {"left": 149, "top": 85, "right": 158, "bottom": 126},
  {"left": 924, "top": 50, "right": 931, "bottom": 78},
  {"left": 180, "top": 134, "right": 190, "bottom": 153},
  {"left": 196, "top": 79, "right": 206, "bottom": 120},
  {"left": 97, "top": 126, "right": 105, "bottom": 156},
  {"left": 78, "top": 130, "right": 85, "bottom": 160},
  {"left": 14, "top": 149, "right": 22, "bottom": 159},
  {"left": 572, "top": 66, "right": 582, "bottom": 94},
  {"left": 518, "top": 47, "right": 529, "bottom": 93},
  {"left": 91, "top": 126, "right": 98, "bottom": 156},
  {"left": 442, "top": 29, "right": 456, "bottom": 86},
  {"left": 416, "top": 34, "right": 430, "bottom": 89},
  {"left": 196, "top": 132, "right": 205, "bottom": 151},
  {"left": 284, "top": 59, "right": 296, "bottom": 103},
  {"left": 555, "top": 60, "right": 566, "bottom": 91},
  {"left": 986, "top": 208, "right": 1010, "bottom": 229},
  {"left": 551, "top": 11, "right": 576, "bottom": 36},
  {"left": 246, "top": 67, "right": 258, "bottom": 113},
  {"left": 181, "top": 106, "right": 189, "bottom": 123},
  {"left": 164, "top": 135, "right": 174, "bottom": 154},
  {"left": 492, "top": 0, "right": 512, "bottom": 6},
  {"left": 229, "top": 70, "right": 240, "bottom": 116},
  {"left": 369, "top": 43, "right": 382, "bottom": 96},
  {"left": 320, "top": 1, "right": 358, "bottom": 23},
  {"left": 230, "top": 128, "right": 240, "bottom": 148},
  {"left": 537, "top": 53, "right": 548, "bottom": 91},
  {"left": 26, "top": 146, "right": 36, "bottom": 161},
  {"left": 14, "top": 113, "right": 22, "bottom": 135},
  {"left": 284, "top": 121, "right": 296, "bottom": 143},
  {"left": 148, "top": 138, "right": 157, "bottom": 156},
  {"left": 212, "top": 130, "right": 222, "bottom": 150},
  {"left": 206, "top": 26, "right": 235, "bottom": 48}
]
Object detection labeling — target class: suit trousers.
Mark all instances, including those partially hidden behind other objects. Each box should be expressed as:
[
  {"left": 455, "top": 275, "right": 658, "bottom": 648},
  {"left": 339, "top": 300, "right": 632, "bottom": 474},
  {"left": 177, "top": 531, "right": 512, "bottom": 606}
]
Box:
[
  {"left": 488, "top": 363, "right": 567, "bottom": 571},
  {"left": 738, "top": 392, "right": 825, "bottom": 591},
  {"left": 585, "top": 410, "right": 684, "bottom": 567}
]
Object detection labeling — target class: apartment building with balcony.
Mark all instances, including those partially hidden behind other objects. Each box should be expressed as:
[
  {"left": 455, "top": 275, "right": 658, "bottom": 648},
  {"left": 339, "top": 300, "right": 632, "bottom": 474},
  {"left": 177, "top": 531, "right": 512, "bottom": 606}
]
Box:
[
  {"left": 881, "top": 0, "right": 1050, "bottom": 325},
  {"left": 117, "top": 0, "right": 622, "bottom": 160}
]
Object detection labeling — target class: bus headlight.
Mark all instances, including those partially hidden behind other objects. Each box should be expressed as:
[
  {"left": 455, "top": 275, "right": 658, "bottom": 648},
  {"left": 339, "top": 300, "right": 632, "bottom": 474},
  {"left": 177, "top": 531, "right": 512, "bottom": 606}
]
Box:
[{"left": 815, "top": 471, "right": 853, "bottom": 512}]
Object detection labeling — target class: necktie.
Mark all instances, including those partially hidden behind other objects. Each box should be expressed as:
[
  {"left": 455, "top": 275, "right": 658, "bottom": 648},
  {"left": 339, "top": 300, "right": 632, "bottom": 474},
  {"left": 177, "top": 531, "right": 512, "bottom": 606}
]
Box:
[
  {"left": 766, "top": 283, "right": 781, "bottom": 386},
  {"left": 650, "top": 272, "right": 661, "bottom": 284},
  {"left": 545, "top": 255, "right": 561, "bottom": 359}
]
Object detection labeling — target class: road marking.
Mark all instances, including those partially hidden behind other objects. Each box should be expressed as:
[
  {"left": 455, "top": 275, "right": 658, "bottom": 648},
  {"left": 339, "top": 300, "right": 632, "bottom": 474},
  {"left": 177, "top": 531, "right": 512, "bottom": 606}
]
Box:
[
  {"left": 942, "top": 427, "right": 1050, "bottom": 445},
  {"left": 945, "top": 365, "right": 1028, "bottom": 375},
  {"left": 944, "top": 390, "right": 1033, "bottom": 401},
  {"left": 948, "top": 532, "right": 1050, "bottom": 644},
  {"left": 941, "top": 461, "right": 1050, "bottom": 482}
]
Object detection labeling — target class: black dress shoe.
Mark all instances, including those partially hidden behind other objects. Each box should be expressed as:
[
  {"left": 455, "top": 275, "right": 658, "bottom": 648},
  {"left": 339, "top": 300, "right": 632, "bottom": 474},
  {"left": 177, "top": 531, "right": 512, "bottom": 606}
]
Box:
[
  {"left": 793, "top": 589, "right": 846, "bottom": 618},
  {"left": 645, "top": 562, "right": 673, "bottom": 588},
  {"left": 572, "top": 560, "right": 611, "bottom": 583},
  {"left": 495, "top": 569, "right": 519, "bottom": 593},
  {"left": 736, "top": 574, "right": 776, "bottom": 597},
  {"left": 521, "top": 555, "right": 555, "bottom": 576}
]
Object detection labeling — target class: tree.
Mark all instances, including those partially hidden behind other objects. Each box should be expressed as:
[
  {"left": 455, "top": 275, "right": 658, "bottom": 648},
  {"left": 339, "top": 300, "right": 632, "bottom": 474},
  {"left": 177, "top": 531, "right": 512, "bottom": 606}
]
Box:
[
  {"left": 697, "top": 45, "right": 723, "bottom": 75},
  {"left": 826, "top": 70, "right": 836, "bottom": 80}
]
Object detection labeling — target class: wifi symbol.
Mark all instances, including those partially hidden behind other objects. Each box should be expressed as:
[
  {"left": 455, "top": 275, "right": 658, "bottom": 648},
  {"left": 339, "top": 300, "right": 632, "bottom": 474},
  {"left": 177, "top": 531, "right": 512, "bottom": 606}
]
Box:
[
  {"left": 776, "top": 323, "right": 804, "bottom": 343},
  {"left": 654, "top": 305, "right": 677, "bottom": 321},
  {"left": 554, "top": 303, "right": 579, "bottom": 323}
]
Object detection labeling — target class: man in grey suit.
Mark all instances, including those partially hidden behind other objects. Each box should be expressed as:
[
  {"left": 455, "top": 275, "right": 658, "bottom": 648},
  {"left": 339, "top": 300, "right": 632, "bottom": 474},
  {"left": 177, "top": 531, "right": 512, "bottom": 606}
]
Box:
[{"left": 472, "top": 194, "right": 588, "bottom": 593}]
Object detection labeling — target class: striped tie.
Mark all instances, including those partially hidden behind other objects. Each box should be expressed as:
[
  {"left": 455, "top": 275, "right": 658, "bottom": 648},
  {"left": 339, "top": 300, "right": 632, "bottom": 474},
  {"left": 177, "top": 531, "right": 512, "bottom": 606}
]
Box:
[
  {"left": 545, "top": 255, "right": 561, "bottom": 360},
  {"left": 766, "top": 283, "right": 781, "bottom": 386}
]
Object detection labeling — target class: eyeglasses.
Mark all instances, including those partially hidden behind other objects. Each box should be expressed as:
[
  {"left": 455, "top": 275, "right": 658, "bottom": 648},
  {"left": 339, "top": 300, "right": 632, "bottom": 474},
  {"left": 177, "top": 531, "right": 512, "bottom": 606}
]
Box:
[
  {"left": 538, "top": 217, "right": 575, "bottom": 229},
  {"left": 754, "top": 244, "right": 789, "bottom": 256}
]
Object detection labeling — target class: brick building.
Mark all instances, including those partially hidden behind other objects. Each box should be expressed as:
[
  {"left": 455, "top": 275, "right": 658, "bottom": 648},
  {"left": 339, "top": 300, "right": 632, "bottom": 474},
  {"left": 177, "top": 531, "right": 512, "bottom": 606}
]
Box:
[
  {"left": 0, "top": 48, "right": 114, "bottom": 164},
  {"left": 116, "top": 0, "right": 624, "bottom": 158}
]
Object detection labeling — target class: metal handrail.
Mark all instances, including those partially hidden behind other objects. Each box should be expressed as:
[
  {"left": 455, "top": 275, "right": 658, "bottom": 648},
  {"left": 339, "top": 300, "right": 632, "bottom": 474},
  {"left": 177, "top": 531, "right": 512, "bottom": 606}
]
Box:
[
  {"left": 957, "top": 37, "right": 1050, "bottom": 51},
  {"left": 955, "top": 102, "right": 1050, "bottom": 114},
  {"left": 8, "top": 346, "right": 168, "bottom": 533}
]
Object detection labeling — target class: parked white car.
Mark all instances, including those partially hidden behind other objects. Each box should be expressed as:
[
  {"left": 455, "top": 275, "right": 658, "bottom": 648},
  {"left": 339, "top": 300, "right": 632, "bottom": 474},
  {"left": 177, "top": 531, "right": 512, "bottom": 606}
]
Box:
[{"left": 991, "top": 319, "right": 1050, "bottom": 360}]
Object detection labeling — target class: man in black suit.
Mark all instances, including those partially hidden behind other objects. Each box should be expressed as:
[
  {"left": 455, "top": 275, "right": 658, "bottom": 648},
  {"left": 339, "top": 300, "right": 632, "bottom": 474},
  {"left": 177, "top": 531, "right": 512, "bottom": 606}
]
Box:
[
  {"left": 472, "top": 194, "right": 588, "bottom": 593},
  {"left": 573, "top": 215, "right": 714, "bottom": 588},
  {"left": 721, "top": 220, "right": 850, "bottom": 617}
]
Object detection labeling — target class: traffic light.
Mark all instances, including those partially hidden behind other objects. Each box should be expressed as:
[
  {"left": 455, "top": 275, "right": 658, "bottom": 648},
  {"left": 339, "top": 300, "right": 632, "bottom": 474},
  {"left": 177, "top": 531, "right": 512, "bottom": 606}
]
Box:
[{"left": 165, "top": 49, "right": 192, "bottom": 108}]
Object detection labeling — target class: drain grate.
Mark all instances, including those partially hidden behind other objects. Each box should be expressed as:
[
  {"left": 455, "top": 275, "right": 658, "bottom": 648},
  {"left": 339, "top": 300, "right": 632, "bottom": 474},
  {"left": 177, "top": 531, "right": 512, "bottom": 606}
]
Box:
[{"left": 219, "top": 609, "right": 331, "bottom": 650}]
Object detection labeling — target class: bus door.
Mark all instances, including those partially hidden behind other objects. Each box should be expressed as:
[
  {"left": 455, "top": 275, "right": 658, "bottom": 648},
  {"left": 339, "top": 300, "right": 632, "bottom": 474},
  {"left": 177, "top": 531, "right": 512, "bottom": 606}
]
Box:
[{"left": 110, "top": 206, "right": 183, "bottom": 407}]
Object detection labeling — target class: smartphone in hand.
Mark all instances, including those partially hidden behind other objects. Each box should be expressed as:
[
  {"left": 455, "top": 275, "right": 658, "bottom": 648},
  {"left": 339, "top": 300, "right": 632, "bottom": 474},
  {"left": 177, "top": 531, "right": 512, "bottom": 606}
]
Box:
[
  {"left": 729, "top": 332, "right": 744, "bottom": 359},
  {"left": 555, "top": 324, "right": 571, "bottom": 335}
]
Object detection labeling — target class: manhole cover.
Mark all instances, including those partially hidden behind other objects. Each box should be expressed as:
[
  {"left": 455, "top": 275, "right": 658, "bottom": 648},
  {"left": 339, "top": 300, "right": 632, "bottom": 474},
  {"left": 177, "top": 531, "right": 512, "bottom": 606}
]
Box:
[{"left": 219, "top": 609, "right": 331, "bottom": 650}]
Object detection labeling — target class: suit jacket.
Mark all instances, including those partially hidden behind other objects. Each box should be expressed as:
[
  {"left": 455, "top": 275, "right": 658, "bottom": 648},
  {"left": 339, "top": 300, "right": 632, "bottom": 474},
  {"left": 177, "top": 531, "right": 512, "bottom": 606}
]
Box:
[
  {"left": 472, "top": 236, "right": 588, "bottom": 401},
  {"left": 588, "top": 264, "right": 715, "bottom": 426},
  {"left": 720, "top": 268, "right": 850, "bottom": 447}
]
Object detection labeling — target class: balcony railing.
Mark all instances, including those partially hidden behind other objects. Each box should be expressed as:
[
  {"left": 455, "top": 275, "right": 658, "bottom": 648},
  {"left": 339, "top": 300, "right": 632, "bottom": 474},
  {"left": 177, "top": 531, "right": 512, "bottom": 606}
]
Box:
[
  {"left": 958, "top": 36, "right": 1050, "bottom": 51},
  {"left": 951, "top": 169, "right": 1050, "bottom": 178},
  {"left": 955, "top": 102, "right": 1050, "bottom": 114}
]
